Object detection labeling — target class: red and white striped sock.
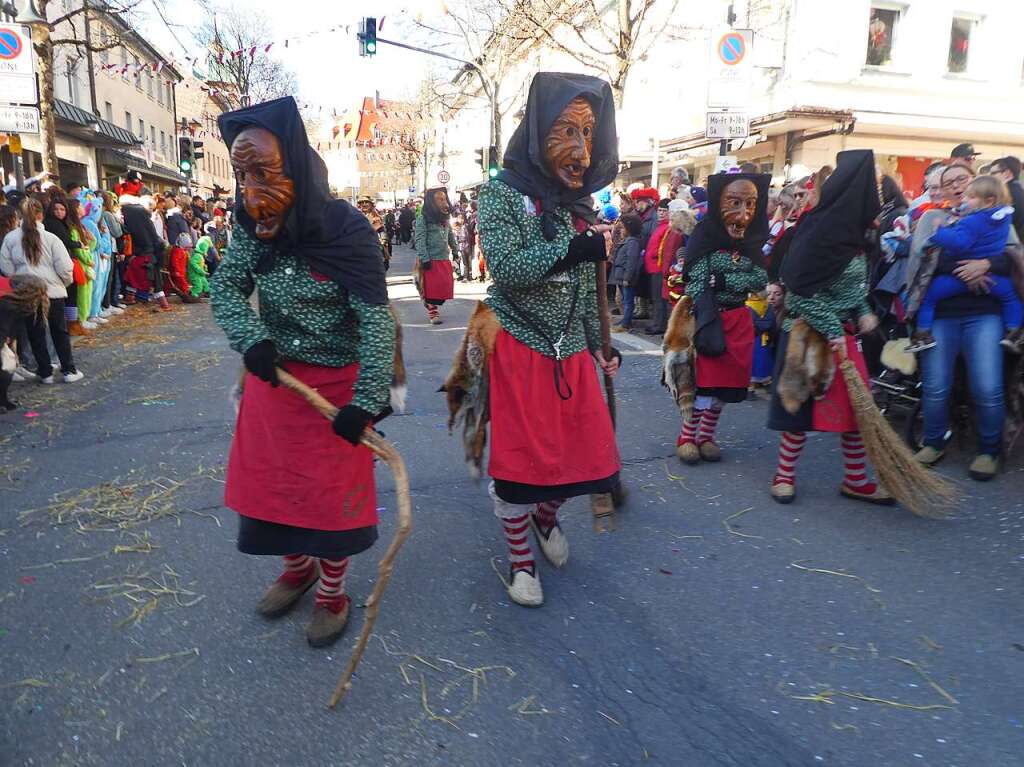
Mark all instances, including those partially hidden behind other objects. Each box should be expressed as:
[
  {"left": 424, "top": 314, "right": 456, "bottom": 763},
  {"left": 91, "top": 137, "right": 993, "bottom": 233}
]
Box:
[
  {"left": 533, "top": 499, "right": 566, "bottom": 536},
  {"left": 315, "top": 558, "right": 350, "bottom": 612},
  {"left": 774, "top": 431, "right": 806, "bottom": 485},
  {"left": 697, "top": 404, "right": 723, "bottom": 444},
  {"left": 841, "top": 431, "right": 873, "bottom": 491},
  {"left": 280, "top": 554, "right": 315, "bottom": 587},
  {"left": 502, "top": 512, "right": 535, "bottom": 576},
  {"left": 426, "top": 302, "right": 439, "bottom": 320},
  {"left": 677, "top": 408, "right": 704, "bottom": 445}
]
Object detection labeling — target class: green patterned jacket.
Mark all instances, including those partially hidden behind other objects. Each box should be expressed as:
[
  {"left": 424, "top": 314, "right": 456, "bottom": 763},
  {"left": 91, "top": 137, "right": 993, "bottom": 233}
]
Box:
[
  {"left": 210, "top": 226, "right": 395, "bottom": 414},
  {"left": 783, "top": 255, "right": 872, "bottom": 340},
  {"left": 478, "top": 179, "right": 601, "bottom": 359},
  {"left": 686, "top": 248, "right": 767, "bottom": 308}
]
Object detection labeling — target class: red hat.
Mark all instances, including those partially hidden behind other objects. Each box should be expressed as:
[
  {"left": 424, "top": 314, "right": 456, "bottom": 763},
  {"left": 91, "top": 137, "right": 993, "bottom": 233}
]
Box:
[{"left": 630, "top": 187, "right": 660, "bottom": 203}]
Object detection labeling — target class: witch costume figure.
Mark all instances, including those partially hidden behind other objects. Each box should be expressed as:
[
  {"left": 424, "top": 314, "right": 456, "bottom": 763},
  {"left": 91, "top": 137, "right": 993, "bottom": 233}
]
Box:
[
  {"left": 668, "top": 173, "right": 770, "bottom": 464},
  {"left": 211, "top": 97, "right": 396, "bottom": 648},
  {"left": 442, "top": 73, "right": 622, "bottom": 608},
  {"left": 769, "top": 149, "right": 892, "bottom": 506},
  {"left": 414, "top": 187, "right": 457, "bottom": 324}
]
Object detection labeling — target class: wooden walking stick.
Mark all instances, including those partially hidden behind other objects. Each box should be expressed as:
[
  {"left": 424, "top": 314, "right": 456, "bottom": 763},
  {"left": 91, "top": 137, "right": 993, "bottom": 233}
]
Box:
[
  {"left": 274, "top": 367, "right": 413, "bottom": 708},
  {"left": 591, "top": 251, "right": 620, "bottom": 532}
]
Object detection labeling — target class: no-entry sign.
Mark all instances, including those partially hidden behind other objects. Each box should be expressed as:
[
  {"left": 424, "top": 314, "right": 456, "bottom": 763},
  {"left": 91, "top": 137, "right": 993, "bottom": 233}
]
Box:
[
  {"left": 707, "top": 28, "right": 753, "bottom": 109},
  {"left": 0, "top": 25, "right": 37, "bottom": 105}
]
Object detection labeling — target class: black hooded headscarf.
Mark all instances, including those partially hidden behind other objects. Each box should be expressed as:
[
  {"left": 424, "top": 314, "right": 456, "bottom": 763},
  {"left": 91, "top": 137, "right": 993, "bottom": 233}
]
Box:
[
  {"left": 683, "top": 172, "right": 771, "bottom": 273},
  {"left": 497, "top": 72, "right": 618, "bottom": 241},
  {"left": 422, "top": 187, "right": 451, "bottom": 226},
  {"left": 780, "top": 149, "right": 881, "bottom": 298},
  {"left": 218, "top": 96, "right": 387, "bottom": 305}
]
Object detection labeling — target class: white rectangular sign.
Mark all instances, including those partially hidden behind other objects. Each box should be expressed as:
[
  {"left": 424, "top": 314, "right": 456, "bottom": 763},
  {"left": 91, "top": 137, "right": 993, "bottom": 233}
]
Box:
[
  {"left": 0, "top": 73, "right": 36, "bottom": 105},
  {"left": 0, "top": 104, "right": 39, "bottom": 134},
  {"left": 705, "top": 111, "right": 750, "bottom": 140},
  {"left": 714, "top": 155, "right": 738, "bottom": 174},
  {"left": 707, "top": 28, "right": 753, "bottom": 109}
]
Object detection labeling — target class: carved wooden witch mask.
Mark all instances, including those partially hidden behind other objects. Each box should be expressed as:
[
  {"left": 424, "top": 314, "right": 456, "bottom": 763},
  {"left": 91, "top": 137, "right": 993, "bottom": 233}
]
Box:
[
  {"left": 230, "top": 127, "right": 296, "bottom": 240},
  {"left": 543, "top": 96, "right": 595, "bottom": 190},
  {"left": 719, "top": 178, "right": 758, "bottom": 240}
]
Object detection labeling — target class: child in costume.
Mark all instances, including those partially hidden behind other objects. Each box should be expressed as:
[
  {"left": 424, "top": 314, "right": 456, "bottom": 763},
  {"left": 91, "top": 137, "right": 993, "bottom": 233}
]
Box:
[
  {"left": 212, "top": 97, "right": 397, "bottom": 648},
  {"left": 189, "top": 235, "right": 212, "bottom": 298},
  {"left": 168, "top": 233, "right": 192, "bottom": 298},
  {"left": 67, "top": 198, "right": 96, "bottom": 329}
]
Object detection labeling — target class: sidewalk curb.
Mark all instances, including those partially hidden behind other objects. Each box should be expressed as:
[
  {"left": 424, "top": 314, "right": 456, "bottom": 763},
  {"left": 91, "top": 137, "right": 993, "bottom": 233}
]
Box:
[{"left": 613, "top": 332, "right": 662, "bottom": 354}]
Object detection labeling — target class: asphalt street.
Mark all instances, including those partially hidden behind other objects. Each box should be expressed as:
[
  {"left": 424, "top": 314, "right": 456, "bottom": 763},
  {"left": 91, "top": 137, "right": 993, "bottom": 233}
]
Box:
[{"left": 1, "top": 242, "right": 1022, "bottom": 767}]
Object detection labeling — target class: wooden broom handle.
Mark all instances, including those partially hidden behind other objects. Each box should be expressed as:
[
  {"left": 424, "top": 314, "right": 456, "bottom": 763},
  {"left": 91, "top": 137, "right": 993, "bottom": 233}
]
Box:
[{"left": 273, "top": 367, "right": 413, "bottom": 708}]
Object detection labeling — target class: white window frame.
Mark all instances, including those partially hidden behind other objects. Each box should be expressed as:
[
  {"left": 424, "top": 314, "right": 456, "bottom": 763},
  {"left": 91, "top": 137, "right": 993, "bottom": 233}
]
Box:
[
  {"left": 865, "top": 1, "right": 907, "bottom": 69},
  {"left": 947, "top": 12, "right": 983, "bottom": 76}
]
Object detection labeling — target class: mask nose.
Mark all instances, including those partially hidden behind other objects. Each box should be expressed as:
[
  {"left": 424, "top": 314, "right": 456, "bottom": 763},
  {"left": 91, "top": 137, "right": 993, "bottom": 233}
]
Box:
[{"left": 243, "top": 185, "right": 265, "bottom": 218}]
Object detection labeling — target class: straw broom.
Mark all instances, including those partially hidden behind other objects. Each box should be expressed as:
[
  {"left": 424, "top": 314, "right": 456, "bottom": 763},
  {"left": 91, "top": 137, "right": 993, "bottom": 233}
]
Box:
[
  {"left": 274, "top": 367, "right": 413, "bottom": 708},
  {"left": 835, "top": 348, "right": 957, "bottom": 518}
]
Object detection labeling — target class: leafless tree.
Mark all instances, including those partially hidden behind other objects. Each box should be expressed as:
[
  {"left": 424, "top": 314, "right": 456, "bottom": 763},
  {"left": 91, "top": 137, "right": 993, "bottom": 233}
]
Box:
[
  {"left": 29, "top": 0, "right": 144, "bottom": 175},
  {"left": 511, "top": 0, "right": 681, "bottom": 107},
  {"left": 194, "top": 4, "right": 297, "bottom": 108},
  {"left": 405, "top": 0, "right": 539, "bottom": 163}
]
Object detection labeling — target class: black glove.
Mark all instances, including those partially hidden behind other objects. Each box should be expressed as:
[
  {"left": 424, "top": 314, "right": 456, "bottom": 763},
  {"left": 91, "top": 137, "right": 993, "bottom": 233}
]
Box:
[
  {"left": 708, "top": 272, "right": 727, "bottom": 292},
  {"left": 568, "top": 230, "right": 608, "bottom": 264},
  {"left": 332, "top": 404, "right": 373, "bottom": 446},
  {"left": 243, "top": 340, "right": 280, "bottom": 387},
  {"left": 549, "top": 230, "right": 606, "bottom": 275},
  {"left": 420, "top": 259, "right": 432, "bottom": 271}
]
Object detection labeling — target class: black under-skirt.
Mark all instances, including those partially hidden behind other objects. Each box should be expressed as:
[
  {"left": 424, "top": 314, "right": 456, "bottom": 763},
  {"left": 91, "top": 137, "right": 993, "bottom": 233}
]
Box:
[
  {"left": 237, "top": 517, "right": 378, "bottom": 560},
  {"left": 696, "top": 385, "right": 748, "bottom": 403},
  {"left": 494, "top": 472, "right": 620, "bottom": 505},
  {"left": 766, "top": 330, "right": 815, "bottom": 433}
]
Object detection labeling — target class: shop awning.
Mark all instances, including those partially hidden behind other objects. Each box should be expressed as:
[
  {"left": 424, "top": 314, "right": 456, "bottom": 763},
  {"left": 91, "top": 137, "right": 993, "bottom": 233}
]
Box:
[
  {"left": 53, "top": 100, "right": 140, "bottom": 148},
  {"left": 659, "top": 107, "right": 855, "bottom": 158},
  {"left": 96, "top": 148, "right": 187, "bottom": 185}
]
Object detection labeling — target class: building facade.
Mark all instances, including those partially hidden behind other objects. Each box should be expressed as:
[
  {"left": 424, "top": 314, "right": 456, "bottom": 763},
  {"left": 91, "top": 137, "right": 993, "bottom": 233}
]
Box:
[
  {"left": 435, "top": 0, "right": 1024, "bottom": 198},
  {"left": 175, "top": 77, "right": 235, "bottom": 199},
  {"left": 0, "top": 1, "right": 185, "bottom": 193},
  {"left": 91, "top": 11, "right": 185, "bottom": 194}
]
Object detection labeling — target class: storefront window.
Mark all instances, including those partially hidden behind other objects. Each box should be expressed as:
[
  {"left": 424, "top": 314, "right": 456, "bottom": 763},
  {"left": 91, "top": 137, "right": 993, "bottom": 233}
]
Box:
[
  {"left": 948, "top": 17, "right": 974, "bottom": 74},
  {"left": 866, "top": 6, "right": 899, "bottom": 66}
]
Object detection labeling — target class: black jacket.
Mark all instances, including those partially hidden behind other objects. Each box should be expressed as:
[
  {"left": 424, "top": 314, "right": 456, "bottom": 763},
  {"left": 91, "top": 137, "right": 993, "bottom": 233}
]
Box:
[
  {"left": 166, "top": 211, "right": 191, "bottom": 249},
  {"left": 121, "top": 204, "right": 159, "bottom": 257},
  {"left": 1008, "top": 180, "right": 1024, "bottom": 243}
]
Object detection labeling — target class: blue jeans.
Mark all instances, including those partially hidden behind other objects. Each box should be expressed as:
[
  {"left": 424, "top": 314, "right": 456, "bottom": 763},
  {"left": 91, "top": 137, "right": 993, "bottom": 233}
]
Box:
[
  {"left": 621, "top": 286, "right": 636, "bottom": 326},
  {"left": 920, "top": 314, "right": 1004, "bottom": 454}
]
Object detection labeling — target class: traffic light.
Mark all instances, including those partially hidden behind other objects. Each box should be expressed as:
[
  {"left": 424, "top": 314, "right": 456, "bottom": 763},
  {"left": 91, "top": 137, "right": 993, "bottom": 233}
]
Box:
[
  {"left": 192, "top": 139, "right": 205, "bottom": 163},
  {"left": 359, "top": 17, "right": 377, "bottom": 57},
  {"left": 487, "top": 146, "right": 499, "bottom": 178},
  {"left": 178, "top": 136, "right": 194, "bottom": 176},
  {"left": 475, "top": 147, "right": 486, "bottom": 172}
]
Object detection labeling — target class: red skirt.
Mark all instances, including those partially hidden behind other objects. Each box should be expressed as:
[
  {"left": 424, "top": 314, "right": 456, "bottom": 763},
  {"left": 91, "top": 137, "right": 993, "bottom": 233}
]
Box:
[
  {"left": 695, "top": 306, "right": 754, "bottom": 390},
  {"left": 225, "top": 361, "right": 378, "bottom": 531},
  {"left": 422, "top": 259, "right": 454, "bottom": 303},
  {"left": 488, "top": 330, "right": 620, "bottom": 487},
  {"left": 812, "top": 333, "right": 869, "bottom": 433},
  {"left": 125, "top": 255, "right": 152, "bottom": 292}
]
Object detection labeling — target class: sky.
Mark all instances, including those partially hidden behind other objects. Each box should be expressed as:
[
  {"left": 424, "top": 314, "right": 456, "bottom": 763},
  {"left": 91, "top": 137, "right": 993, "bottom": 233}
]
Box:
[{"left": 138, "top": 0, "right": 457, "bottom": 112}]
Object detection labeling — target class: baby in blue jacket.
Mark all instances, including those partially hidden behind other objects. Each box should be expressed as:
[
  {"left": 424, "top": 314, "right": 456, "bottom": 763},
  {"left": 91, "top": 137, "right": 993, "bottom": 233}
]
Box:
[{"left": 908, "top": 175, "right": 1021, "bottom": 353}]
